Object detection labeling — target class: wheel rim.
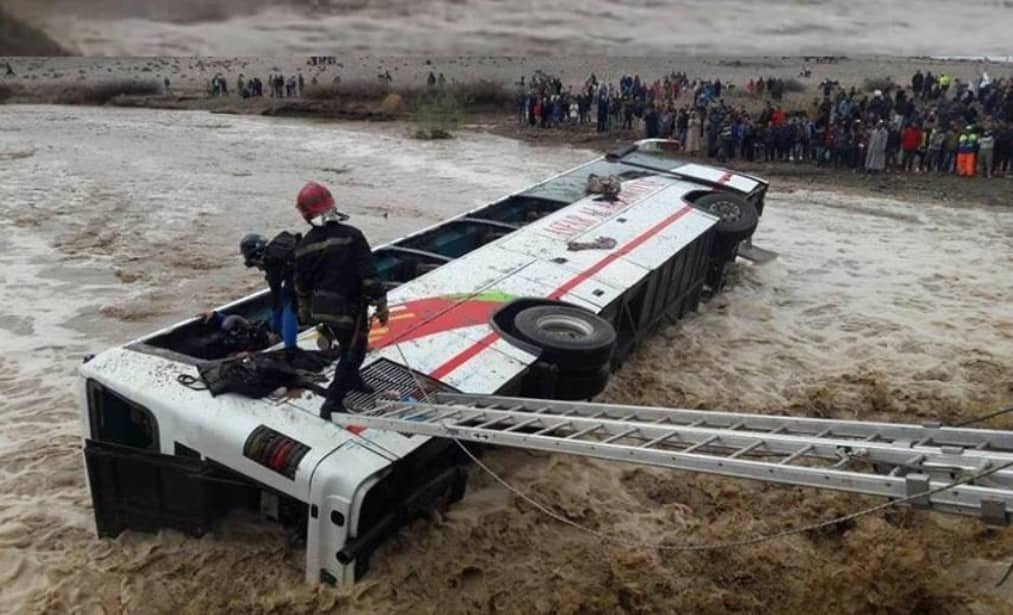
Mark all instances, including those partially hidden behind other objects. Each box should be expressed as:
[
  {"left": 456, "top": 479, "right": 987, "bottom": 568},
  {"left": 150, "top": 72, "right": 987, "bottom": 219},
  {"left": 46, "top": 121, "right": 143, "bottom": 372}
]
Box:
[
  {"left": 705, "top": 200, "right": 742, "bottom": 222},
  {"left": 535, "top": 315, "right": 595, "bottom": 339}
]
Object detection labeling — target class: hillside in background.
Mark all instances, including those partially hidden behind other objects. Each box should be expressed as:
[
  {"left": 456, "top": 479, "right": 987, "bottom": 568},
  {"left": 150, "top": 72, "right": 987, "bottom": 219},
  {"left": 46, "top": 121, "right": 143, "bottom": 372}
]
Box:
[{"left": 0, "top": 6, "right": 68, "bottom": 56}]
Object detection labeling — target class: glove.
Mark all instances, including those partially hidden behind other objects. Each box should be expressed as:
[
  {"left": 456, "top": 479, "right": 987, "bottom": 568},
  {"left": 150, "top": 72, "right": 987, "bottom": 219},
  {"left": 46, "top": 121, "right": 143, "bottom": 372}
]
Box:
[{"left": 374, "top": 300, "right": 390, "bottom": 326}]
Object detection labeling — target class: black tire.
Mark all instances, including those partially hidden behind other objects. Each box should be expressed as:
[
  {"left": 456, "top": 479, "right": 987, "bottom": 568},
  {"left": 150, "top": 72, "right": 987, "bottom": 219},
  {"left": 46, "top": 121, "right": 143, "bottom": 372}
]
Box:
[
  {"left": 512, "top": 305, "right": 616, "bottom": 370},
  {"left": 694, "top": 192, "right": 759, "bottom": 242},
  {"left": 553, "top": 366, "right": 611, "bottom": 400}
]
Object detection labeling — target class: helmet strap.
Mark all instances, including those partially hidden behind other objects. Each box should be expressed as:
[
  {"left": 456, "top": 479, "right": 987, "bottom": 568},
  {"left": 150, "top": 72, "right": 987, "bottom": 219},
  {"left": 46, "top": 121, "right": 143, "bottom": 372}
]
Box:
[{"left": 320, "top": 209, "right": 348, "bottom": 224}]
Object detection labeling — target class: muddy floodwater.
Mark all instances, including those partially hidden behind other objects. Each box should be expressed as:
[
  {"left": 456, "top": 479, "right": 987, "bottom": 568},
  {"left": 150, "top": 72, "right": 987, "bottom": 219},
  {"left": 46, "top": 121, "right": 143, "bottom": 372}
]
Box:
[
  {"left": 11, "top": 0, "right": 1013, "bottom": 57},
  {"left": 1, "top": 105, "right": 1012, "bottom": 614}
]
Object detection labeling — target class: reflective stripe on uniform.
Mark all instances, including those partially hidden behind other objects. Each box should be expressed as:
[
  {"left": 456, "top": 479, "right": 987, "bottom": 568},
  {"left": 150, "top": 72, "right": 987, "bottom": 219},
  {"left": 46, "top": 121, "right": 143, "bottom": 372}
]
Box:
[{"left": 294, "top": 236, "right": 353, "bottom": 258}]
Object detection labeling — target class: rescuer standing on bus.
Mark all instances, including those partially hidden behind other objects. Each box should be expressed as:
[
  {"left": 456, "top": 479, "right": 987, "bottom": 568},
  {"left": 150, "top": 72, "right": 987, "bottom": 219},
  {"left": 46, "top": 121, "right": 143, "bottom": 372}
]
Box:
[
  {"left": 238, "top": 231, "right": 301, "bottom": 349},
  {"left": 293, "top": 181, "right": 389, "bottom": 419},
  {"left": 199, "top": 231, "right": 301, "bottom": 352}
]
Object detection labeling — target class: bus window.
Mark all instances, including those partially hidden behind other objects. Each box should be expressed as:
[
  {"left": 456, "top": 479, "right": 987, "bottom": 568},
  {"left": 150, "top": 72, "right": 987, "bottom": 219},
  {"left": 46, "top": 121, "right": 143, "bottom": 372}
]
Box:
[{"left": 87, "top": 381, "right": 159, "bottom": 451}]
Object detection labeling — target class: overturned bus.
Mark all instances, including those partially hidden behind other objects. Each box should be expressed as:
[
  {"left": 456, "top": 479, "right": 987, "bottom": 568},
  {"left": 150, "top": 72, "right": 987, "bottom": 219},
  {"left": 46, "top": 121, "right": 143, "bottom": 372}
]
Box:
[{"left": 79, "top": 140, "right": 769, "bottom": 585}]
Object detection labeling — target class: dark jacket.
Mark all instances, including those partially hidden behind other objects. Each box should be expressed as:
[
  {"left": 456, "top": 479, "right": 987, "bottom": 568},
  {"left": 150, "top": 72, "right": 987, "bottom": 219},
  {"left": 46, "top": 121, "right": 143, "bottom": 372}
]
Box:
[
  {"left": 262, "top": 231, "right": 300, "bottom": 313},
  {"left": 293, "top": 222, "right": 385, "bottom": 328}
]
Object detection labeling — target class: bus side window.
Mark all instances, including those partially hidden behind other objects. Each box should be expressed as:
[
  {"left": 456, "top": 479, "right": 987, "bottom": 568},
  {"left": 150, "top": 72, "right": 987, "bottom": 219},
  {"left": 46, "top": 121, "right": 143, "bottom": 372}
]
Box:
[{"left": 87, "top": 381, "right": 159, "bottom": 451}]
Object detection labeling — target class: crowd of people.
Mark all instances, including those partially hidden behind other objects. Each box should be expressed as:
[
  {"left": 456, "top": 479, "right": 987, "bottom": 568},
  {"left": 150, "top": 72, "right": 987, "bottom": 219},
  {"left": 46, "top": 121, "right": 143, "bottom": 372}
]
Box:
[
  {"left": 516, "top": 72, "right": 802, "bottom": 134},
  {"left": 208, "top": 72, "right": 306, "bottom": 98},
  {"left": 517, "top": 68, "right": 1013, "bottom": 178}
]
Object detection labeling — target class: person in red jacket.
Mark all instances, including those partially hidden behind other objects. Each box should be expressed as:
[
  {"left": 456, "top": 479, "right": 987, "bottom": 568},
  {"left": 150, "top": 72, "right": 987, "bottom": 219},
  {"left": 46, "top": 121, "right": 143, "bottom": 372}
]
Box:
[
  {"left": 901, "top": 122, "right": 923, "bottom": 172},
  {"left": 771, "top": 106, "right": 787, "bottom": 127}
]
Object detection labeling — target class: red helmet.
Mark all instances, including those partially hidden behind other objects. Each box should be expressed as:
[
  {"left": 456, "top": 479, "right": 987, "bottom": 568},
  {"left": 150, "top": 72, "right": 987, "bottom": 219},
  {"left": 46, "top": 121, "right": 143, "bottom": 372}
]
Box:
[{"left": 296, "top": 181, "right": 336, "bottom": 221}]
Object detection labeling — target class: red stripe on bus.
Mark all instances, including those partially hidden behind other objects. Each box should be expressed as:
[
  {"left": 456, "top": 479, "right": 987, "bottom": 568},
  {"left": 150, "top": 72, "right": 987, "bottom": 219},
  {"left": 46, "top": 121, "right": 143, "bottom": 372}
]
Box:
[
  {"left": 549, "top": 204, "right": 693, "bottom": 300},
  {"left": 428, "top": 331, "right": 501, "bottom": 381},
  {"left": 428, "top": 203, "right": 694, "bottom": 380}
]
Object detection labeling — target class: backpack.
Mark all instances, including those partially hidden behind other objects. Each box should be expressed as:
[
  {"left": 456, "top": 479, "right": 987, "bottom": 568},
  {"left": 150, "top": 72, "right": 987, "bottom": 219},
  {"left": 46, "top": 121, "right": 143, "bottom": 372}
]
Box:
[
  {"left": 263, "top": 231, "right": 301, "bottom": 275},
  {"left": 182, "top": 348, "right": 334, "bottom": 399}
]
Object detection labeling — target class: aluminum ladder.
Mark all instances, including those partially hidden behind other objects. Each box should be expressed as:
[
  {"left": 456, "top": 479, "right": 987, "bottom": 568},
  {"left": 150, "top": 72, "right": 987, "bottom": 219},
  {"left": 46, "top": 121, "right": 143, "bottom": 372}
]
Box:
[{"left": 334, "top": 393, "right": 1013, "bottom": 523}]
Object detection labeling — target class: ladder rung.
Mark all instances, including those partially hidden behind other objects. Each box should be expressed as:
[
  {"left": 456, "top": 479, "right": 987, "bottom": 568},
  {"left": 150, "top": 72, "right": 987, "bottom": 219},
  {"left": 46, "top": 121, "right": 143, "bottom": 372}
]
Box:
[
  {"left": 903, "top": 453, "right": 926, "bottom": 468},
  {"left": 375, "top": 404, "right": 414, "bottom": 418},
  {"left": 534, "top": 421, "right": 570, "bottom": 437},
  {"left": 643, "top": 430, "right": 680, "bottom": 449},
  {"left": 474, "top": 414, "right": 507, "bottom": 430},
  {"left": 504, "top": 416, "right": 543, "bottom": 433},
  {"left": 452, "top": 407, "right": 489, "bottom": 423},
  {"left": 428, "top": 408, "right": 470, "bottom": 423},
  {"left": 779, "top": 444, "right": 814, "bottom": 465},
  {"left": 361, "top": 405, "right": 396, "bottom": 417},
  {"left": 601, "top": 428, "right": 638, "bottom": 444},
  {"left": 729, "top": 440, "right": 764, "bottom": 459},
  {"left": 397, "top": 406, "right": 446, "bottom": 422},
  {"left": 815, "top": 427, "right": 833, "bottom": 438},
  {"left": 377, "top": 406, "right": 420, "bottom": 420},
  {"left": 480, "top": 403, "right": 522, "bottom": 412},
  {"left": 683, "top": 435, "right": 719, "bottom": 454},
  {"left": 566, "top": 424, "right": 602, "bottom": 440}
]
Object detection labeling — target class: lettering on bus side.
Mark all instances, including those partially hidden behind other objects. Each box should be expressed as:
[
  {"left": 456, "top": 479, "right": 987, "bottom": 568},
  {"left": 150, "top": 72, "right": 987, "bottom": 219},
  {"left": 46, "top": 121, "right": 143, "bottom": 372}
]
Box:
[{"left": 542, "top": 178, "right": 669, "bottom": 239}]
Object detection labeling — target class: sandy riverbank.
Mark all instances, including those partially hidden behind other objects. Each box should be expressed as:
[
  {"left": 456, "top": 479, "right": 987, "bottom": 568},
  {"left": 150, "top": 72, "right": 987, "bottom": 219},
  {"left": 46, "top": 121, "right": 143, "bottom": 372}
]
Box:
[
  {"left": 3, "top": 55, "right": 1013, "bottom": 208},
  {"left": 2, "top": 54, "right": 1009, "bottom": 100}
]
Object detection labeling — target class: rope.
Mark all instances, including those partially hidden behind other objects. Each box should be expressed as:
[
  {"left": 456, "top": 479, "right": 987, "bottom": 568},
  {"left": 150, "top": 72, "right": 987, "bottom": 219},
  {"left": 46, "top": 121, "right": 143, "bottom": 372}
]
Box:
[
  {"left": 952, "top": 406, "right": 1013, "bottom": 428},
  {"left": 452, "top": 437, "right": 1013, "bottom": 553},
  {"left": 176, "top": 373, "right": 207, "bottom": 391},
  {"left": 380, "top": 336, "right": 1013, "bottom": 554},
  {"left": 998, "top": 559, "right": 1013, "bottom": 588}
]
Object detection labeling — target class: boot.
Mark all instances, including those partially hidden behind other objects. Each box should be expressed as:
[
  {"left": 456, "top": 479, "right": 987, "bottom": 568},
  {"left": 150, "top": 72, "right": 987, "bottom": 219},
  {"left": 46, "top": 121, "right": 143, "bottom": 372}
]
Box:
[
  {"left": 319, "top": 397, "right": 347, "bottom": 420},
  {"left": 351, "top": 375, "right": 375, "bottom": 395}
]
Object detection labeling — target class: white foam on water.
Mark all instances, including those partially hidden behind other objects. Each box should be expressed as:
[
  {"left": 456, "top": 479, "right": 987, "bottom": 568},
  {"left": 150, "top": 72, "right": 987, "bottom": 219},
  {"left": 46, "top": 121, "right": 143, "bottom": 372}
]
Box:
[{"left": 616, "top": 189, "right": 1013, "bottom": 418}]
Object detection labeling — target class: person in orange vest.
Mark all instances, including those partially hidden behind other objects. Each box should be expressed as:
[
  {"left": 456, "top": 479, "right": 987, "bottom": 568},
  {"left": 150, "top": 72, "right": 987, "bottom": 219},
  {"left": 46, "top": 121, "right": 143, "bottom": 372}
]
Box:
[
  {"left": 956, "top": 133, "right": 970, "bottom": 176},
  {"left": 956, "top": 127, "right": 979, "bottom": 177},
  {"left": 966, "top": 129, "right": 979, "bottom": 177}
]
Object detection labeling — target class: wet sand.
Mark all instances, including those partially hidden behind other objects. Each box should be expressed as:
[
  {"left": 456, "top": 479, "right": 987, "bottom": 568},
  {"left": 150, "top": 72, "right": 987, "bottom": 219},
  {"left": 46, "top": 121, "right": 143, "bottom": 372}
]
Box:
[{"left": 1, "top": 105, "right": 1012, "bottom": 614}]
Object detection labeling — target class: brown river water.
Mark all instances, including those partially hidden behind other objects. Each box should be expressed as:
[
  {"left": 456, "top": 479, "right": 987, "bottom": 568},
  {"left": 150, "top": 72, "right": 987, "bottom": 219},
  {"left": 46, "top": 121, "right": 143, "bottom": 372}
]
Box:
[{"left": 0, "top": 105, "right": 1012, "bottom": 614}]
